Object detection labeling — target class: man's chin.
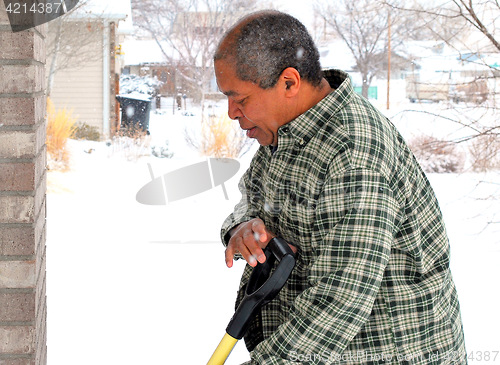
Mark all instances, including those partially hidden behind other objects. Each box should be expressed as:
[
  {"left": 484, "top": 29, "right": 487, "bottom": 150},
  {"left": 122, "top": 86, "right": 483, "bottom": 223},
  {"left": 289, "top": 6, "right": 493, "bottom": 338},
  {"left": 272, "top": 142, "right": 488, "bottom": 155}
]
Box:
[
  {"left": 255, "top": 138, "right": 273, "bottom": 147},
  {"left": 245, "top": 129, "right": 273, "bottom": 146}
]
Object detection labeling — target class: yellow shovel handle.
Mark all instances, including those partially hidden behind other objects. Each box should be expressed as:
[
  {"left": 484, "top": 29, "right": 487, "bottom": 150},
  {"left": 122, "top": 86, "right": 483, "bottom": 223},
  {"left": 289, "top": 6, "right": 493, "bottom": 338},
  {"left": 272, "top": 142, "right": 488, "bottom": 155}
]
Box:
[{"left": 207, "top": 333, "right": 238, "bottom": 365}]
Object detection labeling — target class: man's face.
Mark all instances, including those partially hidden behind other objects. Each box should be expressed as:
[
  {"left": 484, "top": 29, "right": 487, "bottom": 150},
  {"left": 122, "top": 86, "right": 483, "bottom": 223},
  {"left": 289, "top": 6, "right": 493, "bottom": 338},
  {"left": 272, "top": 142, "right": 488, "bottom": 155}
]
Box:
[{"left": 214, "top": 60, "right": 287, "bottom": 146}]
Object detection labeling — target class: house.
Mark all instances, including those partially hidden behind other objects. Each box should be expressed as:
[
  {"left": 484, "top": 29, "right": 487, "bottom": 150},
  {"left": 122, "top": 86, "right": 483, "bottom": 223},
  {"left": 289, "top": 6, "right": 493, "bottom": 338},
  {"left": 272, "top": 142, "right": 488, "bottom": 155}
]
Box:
[
  {"left": 121, "top": 39, "right": 190, "bottom": 98},
  {"left": 47, "top": 0, "right": 133, "bottom": 138},
  {"left": 319, "top": 40, "right": 411, "bottom": 103},
  {"left": 403, "top": 41, "right": 500, "bottom": 103},
  {"left": 122, "top": 9, "right": 249, "bottom": 104}
]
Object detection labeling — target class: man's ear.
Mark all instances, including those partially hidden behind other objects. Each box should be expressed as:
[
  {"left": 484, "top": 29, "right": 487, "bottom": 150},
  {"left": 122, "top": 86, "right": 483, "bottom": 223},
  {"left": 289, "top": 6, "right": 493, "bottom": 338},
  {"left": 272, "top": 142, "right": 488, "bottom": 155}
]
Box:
[{"left": 281, "top": 67, "right": 300, "bottom": 96}]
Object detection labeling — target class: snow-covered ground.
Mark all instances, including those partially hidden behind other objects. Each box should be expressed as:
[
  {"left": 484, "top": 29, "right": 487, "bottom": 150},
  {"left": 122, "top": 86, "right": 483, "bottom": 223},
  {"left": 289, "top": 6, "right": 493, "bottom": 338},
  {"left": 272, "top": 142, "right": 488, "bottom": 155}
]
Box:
[{"left": 46, "top": 100, "right": 500, "bottom": 364}]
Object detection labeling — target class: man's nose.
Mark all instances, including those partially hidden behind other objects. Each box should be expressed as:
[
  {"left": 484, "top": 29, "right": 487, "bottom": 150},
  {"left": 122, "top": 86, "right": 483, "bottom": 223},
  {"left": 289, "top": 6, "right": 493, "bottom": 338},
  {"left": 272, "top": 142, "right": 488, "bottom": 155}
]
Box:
[{"left": 227, "top": 98, "right": 243, "bottom": 120}]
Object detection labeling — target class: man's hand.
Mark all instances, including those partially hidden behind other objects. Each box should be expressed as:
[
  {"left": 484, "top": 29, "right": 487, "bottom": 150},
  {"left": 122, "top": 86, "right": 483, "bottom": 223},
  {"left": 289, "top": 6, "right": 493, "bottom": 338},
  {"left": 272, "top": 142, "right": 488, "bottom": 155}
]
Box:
[{"left": 225, "top": 218, "right": 275, "bottom": 268}]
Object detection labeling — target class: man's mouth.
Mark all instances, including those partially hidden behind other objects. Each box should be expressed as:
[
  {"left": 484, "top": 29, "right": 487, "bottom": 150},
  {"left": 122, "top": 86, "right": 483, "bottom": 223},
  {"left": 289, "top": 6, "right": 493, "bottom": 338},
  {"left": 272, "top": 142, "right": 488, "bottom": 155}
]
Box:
[{"left": 246, "top": 127, "right": 257, "bottom": 138}]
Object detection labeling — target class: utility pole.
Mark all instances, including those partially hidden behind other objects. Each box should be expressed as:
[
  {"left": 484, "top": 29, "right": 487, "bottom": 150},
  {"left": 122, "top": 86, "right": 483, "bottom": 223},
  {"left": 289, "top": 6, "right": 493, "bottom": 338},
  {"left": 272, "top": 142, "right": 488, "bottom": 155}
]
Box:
[{"left": 387, "top": 11, "right": 391, "bottom": 110}]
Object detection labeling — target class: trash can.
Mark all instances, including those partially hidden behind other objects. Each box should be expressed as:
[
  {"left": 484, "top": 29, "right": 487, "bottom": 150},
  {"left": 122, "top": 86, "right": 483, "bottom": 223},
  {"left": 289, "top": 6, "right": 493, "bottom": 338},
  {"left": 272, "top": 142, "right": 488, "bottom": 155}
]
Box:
[{"left": 116, "top": 93, "right": 152, "bottom": 133}]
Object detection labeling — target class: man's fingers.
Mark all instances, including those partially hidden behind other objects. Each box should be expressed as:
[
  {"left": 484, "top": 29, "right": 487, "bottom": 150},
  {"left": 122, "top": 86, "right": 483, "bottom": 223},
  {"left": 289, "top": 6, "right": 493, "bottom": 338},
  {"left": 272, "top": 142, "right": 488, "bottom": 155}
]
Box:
[
  {"left": 225, "top": 243, "right": 235, "bottom": 268},
  {"left": 242, "top": 231, "right": 265, "bottom": 264},
  {"left": 226, "top": 235, "right": 265, "bottom": 268},
  {"left": 239, "top": 246, "right": 257, "bottom": 267},
  {"left": 225, "top": 218, "right": 277, "bottom": 268},
  {"left": 252, "top": 219, "right": 268, "bottom": 242},
  {"left": 226, "top": 236, "right": 259, "bottom": 267}
]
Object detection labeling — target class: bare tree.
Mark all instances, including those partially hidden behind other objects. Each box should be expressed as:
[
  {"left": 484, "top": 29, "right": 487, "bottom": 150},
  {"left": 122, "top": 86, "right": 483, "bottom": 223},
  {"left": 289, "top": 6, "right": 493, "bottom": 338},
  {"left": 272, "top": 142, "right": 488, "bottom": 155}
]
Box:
[
  {"left": 457, "top": 0, "right": 500, "bottom": 51},
  {"left": 315, "top": 0, "right": 413, "bottom": 98},
  {"left": 383, "top": 0, "right": 500, "bottom": 52},
  {"left": 46, "top": 0, "right": 106, "bottom": 97},
  {"left": 386, "top": 0, "right": 500, "bottom": 143},
  {"left": 384, "top": 0, "right": 500, "bottom": 91},
  {"left": 430, "top": 0, "right": 500, "bottom": 52},
  {"left": 132, "top": 0, "right": 255, "bottom": 119},
  {"left": 386, "top": 0, "right": 471, "bottom": 43}
]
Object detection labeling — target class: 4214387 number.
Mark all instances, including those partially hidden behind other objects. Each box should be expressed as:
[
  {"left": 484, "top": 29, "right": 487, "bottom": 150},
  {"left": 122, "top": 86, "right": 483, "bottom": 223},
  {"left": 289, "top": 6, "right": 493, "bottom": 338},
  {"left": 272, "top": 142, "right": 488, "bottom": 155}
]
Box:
[
  {"left": 5, "top": 2, "right": 65, "bottom": 14},
  {"left": 468, "top": 351, "right": 499, "bottom": 362}
]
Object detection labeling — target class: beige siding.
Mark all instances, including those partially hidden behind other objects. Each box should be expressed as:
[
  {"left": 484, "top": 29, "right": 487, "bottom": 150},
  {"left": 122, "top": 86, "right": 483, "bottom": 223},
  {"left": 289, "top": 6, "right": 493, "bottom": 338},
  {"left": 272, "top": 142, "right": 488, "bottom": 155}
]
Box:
[{"left": 48, "top": 21, "right": 105, "bottom": 135}]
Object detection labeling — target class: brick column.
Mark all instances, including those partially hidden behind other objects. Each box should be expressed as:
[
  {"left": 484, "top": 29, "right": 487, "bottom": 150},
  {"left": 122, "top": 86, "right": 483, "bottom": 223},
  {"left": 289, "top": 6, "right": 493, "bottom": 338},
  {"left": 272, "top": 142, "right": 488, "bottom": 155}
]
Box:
[{"left": 0, "top": 2, "right": 47, "bottom": 365}]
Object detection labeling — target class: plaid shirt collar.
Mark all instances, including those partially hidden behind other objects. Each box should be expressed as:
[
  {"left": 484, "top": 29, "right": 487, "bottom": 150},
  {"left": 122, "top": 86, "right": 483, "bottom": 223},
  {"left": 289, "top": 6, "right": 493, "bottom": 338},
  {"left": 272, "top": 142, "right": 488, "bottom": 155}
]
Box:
[{"left": 274, "top": 69, "right": 354, "bottom": 152}]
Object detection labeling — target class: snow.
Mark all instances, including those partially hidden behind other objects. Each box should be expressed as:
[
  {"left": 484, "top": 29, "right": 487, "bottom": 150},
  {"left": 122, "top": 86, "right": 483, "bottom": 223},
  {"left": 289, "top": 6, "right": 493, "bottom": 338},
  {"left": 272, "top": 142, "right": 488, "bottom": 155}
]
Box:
[
  {"left": 46, "top": 100, "right": 500, "bottom": 364},
  {"left": 122, "top": 39, "right": 175, "bottom": 66},
  {"left": 119, "top": 74, "right": 163, "bottom": 97},
  {"left": 68, "top": 0, "right": 133, "bottom": 31},
  {"left": 70, "top": 0, "right": 132, "bottom": 18},
  {"left": 319, "top": 42, "right": 357, "bottom": 72}
]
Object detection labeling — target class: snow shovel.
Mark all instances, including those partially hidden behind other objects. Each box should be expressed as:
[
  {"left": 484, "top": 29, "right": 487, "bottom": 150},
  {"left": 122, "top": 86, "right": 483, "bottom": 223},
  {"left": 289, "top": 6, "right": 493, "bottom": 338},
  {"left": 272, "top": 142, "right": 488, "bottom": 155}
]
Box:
[{"left": 207, "top": 237, "right": 296, "bottom": 365}]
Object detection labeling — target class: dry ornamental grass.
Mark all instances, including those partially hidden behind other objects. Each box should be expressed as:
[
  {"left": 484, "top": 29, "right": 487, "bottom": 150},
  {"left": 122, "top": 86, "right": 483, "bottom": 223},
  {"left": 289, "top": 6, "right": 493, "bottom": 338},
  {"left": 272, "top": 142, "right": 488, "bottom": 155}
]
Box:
[
  {"left": 196, "top": 113, "right": 253, "bottom": 158},
  {"left": 46, "top": 97, "right": 77, "bottom": 170}
]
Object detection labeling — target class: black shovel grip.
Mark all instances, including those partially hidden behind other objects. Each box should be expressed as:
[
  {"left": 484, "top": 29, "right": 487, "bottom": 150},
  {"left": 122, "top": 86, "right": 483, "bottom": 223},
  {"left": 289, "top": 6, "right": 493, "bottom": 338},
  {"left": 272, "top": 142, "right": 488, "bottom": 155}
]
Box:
[{"left": 226, "top": 237, "right": 296, "bottom": 340}]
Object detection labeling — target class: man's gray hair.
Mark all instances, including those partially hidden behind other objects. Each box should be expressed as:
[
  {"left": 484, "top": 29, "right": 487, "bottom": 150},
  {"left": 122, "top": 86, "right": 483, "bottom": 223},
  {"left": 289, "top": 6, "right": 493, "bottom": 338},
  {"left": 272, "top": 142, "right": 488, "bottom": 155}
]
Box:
[{"left": 214, "top": 11, "right": 323, "bottom": 89}]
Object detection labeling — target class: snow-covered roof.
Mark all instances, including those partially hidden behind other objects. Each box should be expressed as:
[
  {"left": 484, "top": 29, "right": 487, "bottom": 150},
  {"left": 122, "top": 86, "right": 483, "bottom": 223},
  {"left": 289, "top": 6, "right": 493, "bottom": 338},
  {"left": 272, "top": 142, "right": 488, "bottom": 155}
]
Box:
[
  {"left": 66, "top": 0, "right": 133, "bottom": 33},
  {"left": 319, "top": 41, "right": 356, "bottom": 71},
  {"left": 122, "top": 39, "right": 220, "bottom": 67},
  {"left": 122, "top": 39, "right": 173, "bottom": 66},
  {"left": 402, "top": 40, "right": 500, "bottom": 81}
]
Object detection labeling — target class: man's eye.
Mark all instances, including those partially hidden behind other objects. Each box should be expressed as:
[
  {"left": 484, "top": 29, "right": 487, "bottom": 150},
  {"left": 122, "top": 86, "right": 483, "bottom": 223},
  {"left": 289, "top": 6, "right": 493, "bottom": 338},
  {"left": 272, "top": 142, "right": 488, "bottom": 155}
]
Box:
[{"left": 235, "top": 97, "right": 247, "bottom": 105}]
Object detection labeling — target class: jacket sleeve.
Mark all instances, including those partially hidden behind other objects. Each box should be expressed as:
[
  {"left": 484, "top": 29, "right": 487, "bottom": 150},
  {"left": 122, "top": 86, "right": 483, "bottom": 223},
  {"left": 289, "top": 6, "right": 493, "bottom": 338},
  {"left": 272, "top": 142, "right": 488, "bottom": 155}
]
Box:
[{"left": 247, "top": 169, "right": 401, "bottom": 364}]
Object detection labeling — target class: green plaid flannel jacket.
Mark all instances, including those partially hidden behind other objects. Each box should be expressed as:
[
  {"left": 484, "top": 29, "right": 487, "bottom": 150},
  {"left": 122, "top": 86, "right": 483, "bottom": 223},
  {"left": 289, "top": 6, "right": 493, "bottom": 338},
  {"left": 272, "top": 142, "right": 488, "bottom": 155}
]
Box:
[{"left": 221, "top": 70, "right": 467, "bottom": 364}]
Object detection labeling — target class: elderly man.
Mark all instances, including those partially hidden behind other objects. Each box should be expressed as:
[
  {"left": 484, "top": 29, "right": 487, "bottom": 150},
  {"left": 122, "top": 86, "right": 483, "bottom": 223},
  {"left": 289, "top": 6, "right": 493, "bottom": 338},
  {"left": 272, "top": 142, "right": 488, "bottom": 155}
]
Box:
[{"left": 215, "top": 10, "right": 467, "bottom": 364}]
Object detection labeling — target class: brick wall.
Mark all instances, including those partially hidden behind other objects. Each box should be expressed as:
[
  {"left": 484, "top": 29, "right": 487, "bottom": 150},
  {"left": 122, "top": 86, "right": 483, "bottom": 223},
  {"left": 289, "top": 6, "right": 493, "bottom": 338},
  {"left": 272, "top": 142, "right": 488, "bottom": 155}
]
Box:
[{"left": 0, "top": 2, "right": 47, "bottom": 365}]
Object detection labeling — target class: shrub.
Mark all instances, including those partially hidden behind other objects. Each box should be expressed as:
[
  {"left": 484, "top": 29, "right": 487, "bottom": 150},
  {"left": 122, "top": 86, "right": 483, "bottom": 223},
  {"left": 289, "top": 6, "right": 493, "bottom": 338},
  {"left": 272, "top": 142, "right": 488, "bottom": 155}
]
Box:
[
  {"left": 187, "top": 113, "right": 253, "bottom": 158},
  {"left": 73, "top": 122, "right": 101, "bottom": 141},
  {"left": 151, "top": 141, "right": 174, "bottom": 159},
  {"left": 469, "top": 134, "right": 500, "bottom": 172},
  {"left": 408, "top": 135, "right": 464, "bottom": 173},
  {"left": 46, "top": 97, "right": 77, "bottom": 170},
  {"left": 109, "top": 125, "right": 151, "bottom": 161}
]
